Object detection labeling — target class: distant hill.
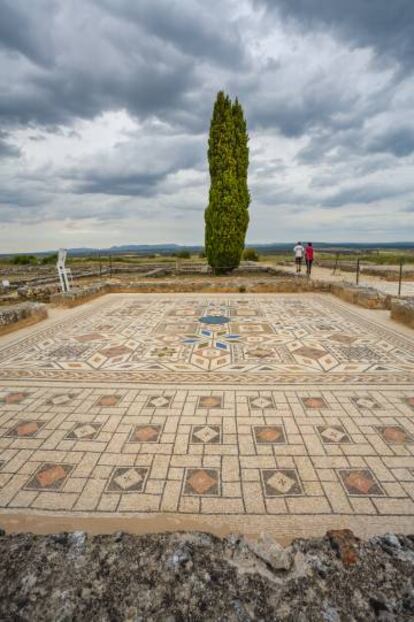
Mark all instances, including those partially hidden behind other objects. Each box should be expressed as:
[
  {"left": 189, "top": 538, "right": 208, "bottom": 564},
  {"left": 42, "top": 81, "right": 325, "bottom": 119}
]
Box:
[{"left": 0, "top": 241, "right": 412, "bottom": 258}]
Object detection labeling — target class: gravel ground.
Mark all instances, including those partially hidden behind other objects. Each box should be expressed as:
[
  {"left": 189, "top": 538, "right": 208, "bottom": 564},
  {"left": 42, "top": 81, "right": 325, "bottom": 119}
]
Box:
[{"left": 0, "top": 528, "right": 413, "bottom": 621}]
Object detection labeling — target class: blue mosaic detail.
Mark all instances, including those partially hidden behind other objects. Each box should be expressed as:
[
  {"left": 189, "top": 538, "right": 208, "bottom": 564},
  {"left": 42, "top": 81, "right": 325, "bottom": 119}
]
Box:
[
  {"left": 225, "top": 334, "right": 240, "bottom": 340},
  {"left": 183, "top": 339, "right": 198, "bottom": 344},
  {"left": 216, "top": 342, "right": 228, "bottom": 350},
  {"left": 198, "top": 315, "right": 230, "bottom": 325}
]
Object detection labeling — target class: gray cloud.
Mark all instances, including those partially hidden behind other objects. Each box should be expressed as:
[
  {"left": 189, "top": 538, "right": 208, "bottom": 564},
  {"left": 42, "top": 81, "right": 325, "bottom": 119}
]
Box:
[
  {"left": 257, "top": 0, "right": 414, "bottom": 67},
  {"left": 0, "top": 131, "right": 21, "bottom": 158},
  {"left": 0, "top": 0, "right": 412, "bottom": 249}
]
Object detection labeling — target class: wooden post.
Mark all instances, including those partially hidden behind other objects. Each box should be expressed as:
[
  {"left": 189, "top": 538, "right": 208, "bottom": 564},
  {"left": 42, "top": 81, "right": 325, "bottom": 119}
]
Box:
[
  {"left": 333, "top": 253, "right": 339, "bottom": 275},
  {"left": 356, "top": 258, "right": 360, "bottom": 285},
  {"left": 398, "top": 259, "right": 403, "bottom": 297}
]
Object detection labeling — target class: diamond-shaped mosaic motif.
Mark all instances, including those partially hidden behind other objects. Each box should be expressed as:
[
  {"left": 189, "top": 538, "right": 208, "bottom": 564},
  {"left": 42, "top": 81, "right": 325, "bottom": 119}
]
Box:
[
  {"left": 47, "top": 393, "right": 76, "bottom": 406},
  {"left": 376, "top": 426, "right": 414, "bottom": 445},
  {"left": 254, "top": 426, "right": 285, "bottom": 444},
  {"left": 351, "top": 397, "right": 380, "bottom": 409},
  {"left": 5, "top": 420, "right": 45, "bottom": 438},
  {"left": 0, "top": 392, "right": 28, "bottom": 404},
  {"left": 75, "top": 332, "right": 104, "bottom": 342},
  {"left": 107, "top": 467, "right": 148, "bottom": 492},
  {"left": 294, "top": 346, "right": 326, "bottom": 361},
  {"left": 339, "top": 469, "right": 384, "bottom": 496},
  {"left": 96, "top": 394, "right": 121, "bottom": 407},
  {"left": 262, "top": 469, "right": 302, "bottom": 496},
  {"left": 198, "top": 315, "right": 229, "bottom": 325},
  {"left": 146, "top": 395, "right": 172, "bottom": 408},
  {"left": 184, "top": 468, "right": 219, "bottom": 496},
  {"left": 302, "top": 397, "right": 328, "bottom": 409},
  {"left": 249, "top": 396, "right": 274, "bottom": 409},
  {"left": 191, "top": 425, "right": 221, "bottom": 444},
  {"left": 65, "top": 423, "right": 102, "bottom": 440},
  {"left": 198, "top": 396, "right": 223, "bottom": 409},
  {"left": 100, "top": 345, "right": 132, "bottom": 358},
  {"left": 130, "top": 425, "right": 162, "bottom": 443},
  {"left": 329, "top": 333, "right": 358, "bottom": 345},
  {"left": 317, "top": 426, "right": 350, "bottom": 444},
  {"left": 25, "top": 463, "right": 73, "bottom": 490}
]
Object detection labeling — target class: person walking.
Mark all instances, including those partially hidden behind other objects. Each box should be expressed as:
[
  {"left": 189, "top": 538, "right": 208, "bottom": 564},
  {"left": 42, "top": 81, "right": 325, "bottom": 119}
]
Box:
[
  {"left": 305, "top": 242, "right": 314, "bottom": 276},
  {"left": 293, "top": 241, "right": 304, "bottom": 273}
]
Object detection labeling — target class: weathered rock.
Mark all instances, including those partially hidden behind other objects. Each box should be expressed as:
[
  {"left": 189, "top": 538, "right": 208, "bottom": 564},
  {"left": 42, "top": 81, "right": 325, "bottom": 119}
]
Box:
[
  {"left": 327, "top": 528, "right": 360, "bottom": 565},
  {"left": 391, "top": 297, "right": 414, "bottom": 328},
  {"left": 1, "top": 529, "right": 412, "bottom": 621},
  {"left": 0, "top": 302, "right": 47, "bottom": 335}
]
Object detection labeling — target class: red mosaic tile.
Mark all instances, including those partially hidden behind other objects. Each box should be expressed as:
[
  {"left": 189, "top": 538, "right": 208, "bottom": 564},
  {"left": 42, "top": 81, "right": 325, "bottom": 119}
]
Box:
[
  {"left": 254, "top": 426, "right": 285, "bottom": 444},
  {"left": 25, "top": 463, "right": 73, "bottom": 490},
  {"left": 1, "top": 392, "right": 28, "bottom": 405},
  {"left": 184, "top": 469, "right": 219, "bottom": 496},
  {"left": 96, "top": 395, "right": 121, "bottom": 407},
  {"left": 376, "top": 426, "right": 413, "bottom": 445},
  {"left": 130, "top": 425, "right": 162, "bottom": 443},
  {"left": 302, "top": 397, "right": 327, "bottom": 409},
  {"left": 339, "top": 469, "right": 384, "bottom": 496}
]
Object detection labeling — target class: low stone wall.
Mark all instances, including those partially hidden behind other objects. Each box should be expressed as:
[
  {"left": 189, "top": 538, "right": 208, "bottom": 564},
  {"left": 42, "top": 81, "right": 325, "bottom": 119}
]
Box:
[
  {"left": 0, "top": 302, "right": 47, "bottom": 335},
  {"left": 391, "top": 298, "right": 414, "bottom": 328},
  {"left": 331, "top": 282, "right": 390, "bottom": 309},
  {"left": 50, "top": 283, "right": 109, "bottom": 307},
  {"left": 47, "top": 278, "right": 393, "bottom": 311}
]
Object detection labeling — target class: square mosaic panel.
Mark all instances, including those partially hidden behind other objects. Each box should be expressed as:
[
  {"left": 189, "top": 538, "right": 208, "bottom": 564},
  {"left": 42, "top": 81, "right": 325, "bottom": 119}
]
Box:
[
  {"left": 146, "top": 395, "right": 172, "bottom": 409},
  {"left": 46, "top": 392, "right": 77, "bottom": 406},
  {"left": 25, "top": 463, "right": 73, "bottom": 491},
  {"left": 261, "top": 469, "right": 302, "bottom": 497},
  {"left": 376, "top": 426, "right": 414, "bottom": 445},
  {"left": 248, "top": 396, "right": 275, "bottom": 410},
  {"left": 317, "top": 425, "right": 351, "bottom": 444},
  {"left": 129, "top": 424, "right": 163, "bottom": 443},
  {"left": 338, "top": 469, "right": 384, "bottom": 496},
  {"left": 184, "top": 468, "right": 220, "bottom": 496},
  {"left": 405, "top": 397, "right": 414, "bottom": 409},
  {"left": 301, "top": 397, "right": 328, "bottom": 409},
  {"left": 4, "top": 420, "right": 45, "bottom": 438},
  {"left": 198, "top": 395, "right": 223, "bottom": 409},
  {"left": 106, "top": 467, "right": 149, "bottom": 493},
  {"left": 351, "top": 397, "right": 381, "bottom": 410},
  {"left": 0, "top": 392, "right": 29, "bottom": 405},
  {"left": 65, "top": 422, "right": 102, "bottom": 440},
  {"left": 191, "top": 425, "right": 221, "bottom": 444},
  {"left": 95, "top": 394, "right": 122, "bottom": 407},
  {"left": 254, "top": 425, "right": 286, "bottom": 444}
]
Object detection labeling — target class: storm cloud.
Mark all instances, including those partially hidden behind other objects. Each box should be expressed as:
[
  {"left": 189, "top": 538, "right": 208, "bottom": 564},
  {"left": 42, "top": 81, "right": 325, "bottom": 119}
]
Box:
[{"left": 0, "top": 0, "right": 413, "bottom": 251}]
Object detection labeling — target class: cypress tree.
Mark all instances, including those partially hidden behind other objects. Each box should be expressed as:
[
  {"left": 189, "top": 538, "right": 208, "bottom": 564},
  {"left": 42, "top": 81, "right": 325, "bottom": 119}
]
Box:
[
  {"left": 204, "top": 91, "right": 250, "bottom": 272},
  {"left": 232, "top": 97, "right": 250, "bottom": 244}
]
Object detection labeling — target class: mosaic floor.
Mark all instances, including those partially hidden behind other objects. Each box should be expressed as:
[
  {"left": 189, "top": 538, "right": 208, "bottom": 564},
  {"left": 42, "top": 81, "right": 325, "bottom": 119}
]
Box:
[{"left": 0, "top": 293, "right": 413, "bottom": 539}]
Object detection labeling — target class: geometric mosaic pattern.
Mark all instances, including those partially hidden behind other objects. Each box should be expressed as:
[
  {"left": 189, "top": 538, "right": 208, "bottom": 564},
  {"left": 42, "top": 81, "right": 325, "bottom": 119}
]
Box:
[
  {"left": 0, "top": 294, "right": 413, "bottom": 385},
  {"left": 0, "top": 383, "right": 413, "bottom": 518},
  {"left": 0, "top": 294, "right": 413, "bottom": 534}
]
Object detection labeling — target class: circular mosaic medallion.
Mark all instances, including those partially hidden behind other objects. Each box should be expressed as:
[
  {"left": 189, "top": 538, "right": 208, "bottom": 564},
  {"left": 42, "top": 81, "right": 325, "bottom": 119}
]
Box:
[{"left": 198, "top": 315, "right": 230, "bottom": 325}]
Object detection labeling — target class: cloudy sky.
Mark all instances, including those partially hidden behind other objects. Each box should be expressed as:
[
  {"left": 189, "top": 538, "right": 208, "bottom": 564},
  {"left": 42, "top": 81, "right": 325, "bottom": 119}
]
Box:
[{"left": 0, "top": 0, "right": 413, "bottom": 252}]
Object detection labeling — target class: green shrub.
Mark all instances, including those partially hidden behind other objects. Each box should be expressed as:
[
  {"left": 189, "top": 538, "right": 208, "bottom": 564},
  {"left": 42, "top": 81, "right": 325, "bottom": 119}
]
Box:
[
  {"left": 243, "top": 248, "right": 259, "bottom": 261},
  {"left": 173, "top": 250, "right": 191, "bottom": 259},
  {"left": 41, "top": 253, "right": 58, "bottom": 264},
  {"left": 12, "top": 254, "right": 38, "bottom": 265}
]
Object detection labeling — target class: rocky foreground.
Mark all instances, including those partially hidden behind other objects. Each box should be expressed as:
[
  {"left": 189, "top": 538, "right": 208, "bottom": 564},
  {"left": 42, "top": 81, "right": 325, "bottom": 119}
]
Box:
[{"left": 0, "top": 528, "right": 413, "bottom": 621}]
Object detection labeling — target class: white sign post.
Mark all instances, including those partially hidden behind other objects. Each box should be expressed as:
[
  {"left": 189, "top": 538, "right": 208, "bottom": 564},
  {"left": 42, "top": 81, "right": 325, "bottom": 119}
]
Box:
[{"left": 57, "top": 248, "right": 71, "bottom": 293}]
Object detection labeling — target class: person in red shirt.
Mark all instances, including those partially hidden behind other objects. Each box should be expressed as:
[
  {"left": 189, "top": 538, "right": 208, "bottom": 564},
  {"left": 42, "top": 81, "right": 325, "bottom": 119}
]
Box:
[{"left": 305, "top": 242, "right": 314, "bottom": 276}]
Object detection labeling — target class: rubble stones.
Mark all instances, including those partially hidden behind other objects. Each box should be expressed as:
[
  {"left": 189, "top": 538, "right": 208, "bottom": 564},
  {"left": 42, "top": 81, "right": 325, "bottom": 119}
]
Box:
[{"left": 0, "top": 529, "right": 413, "bottom": 621}]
